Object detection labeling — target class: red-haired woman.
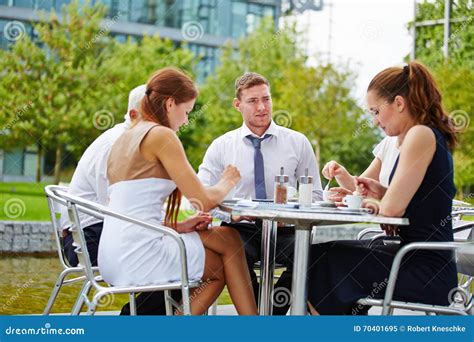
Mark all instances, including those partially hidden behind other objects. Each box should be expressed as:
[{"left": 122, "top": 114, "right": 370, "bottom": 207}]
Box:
[
  {"left": 99, "top": 68, "right": 257, "bottom": 315},
  {"left": 307, "top": 61, "right": 459, "bottom": 315}
]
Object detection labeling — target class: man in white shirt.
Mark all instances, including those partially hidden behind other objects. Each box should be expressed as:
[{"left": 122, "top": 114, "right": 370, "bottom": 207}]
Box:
[
  {"left": 61, "top": 85, "right": 146, "bottom": 267},
  {"left": 198, "top": 72, "right": 323, "bottom": 314}
]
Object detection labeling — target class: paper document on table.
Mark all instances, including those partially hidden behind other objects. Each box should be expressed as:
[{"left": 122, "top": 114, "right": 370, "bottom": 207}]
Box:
[{"left": 235, "top": 199, "right": 259, "bottom": 208}]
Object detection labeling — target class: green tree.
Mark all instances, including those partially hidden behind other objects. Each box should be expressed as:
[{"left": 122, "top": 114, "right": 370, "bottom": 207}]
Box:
[
  {"left": 0, "top": 0, "right": 115, "bottom": 183},
  {"left": 408, "top": 0, "right": 473, "bottom": 196},
  {"left": 197, "top": 19, "right": 378, "bottom": 176},
  {"left": 0, "top": 1, "right": 198, "bottom": 183}
]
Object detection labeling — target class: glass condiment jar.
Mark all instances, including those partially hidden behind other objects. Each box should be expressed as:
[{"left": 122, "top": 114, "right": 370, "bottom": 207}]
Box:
[
  {"left": 274, "top": 167, "right": 289, "bottom": 204},
  {"left": 298, "top": 168, "right": 313, "bottom": 208}
]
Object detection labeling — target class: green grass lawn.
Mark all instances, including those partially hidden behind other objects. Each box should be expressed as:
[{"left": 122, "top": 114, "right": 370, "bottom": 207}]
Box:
[
  {"left": 0, "top": 182, "right": 206, "bottom": 222},
  {"left": 0, "top": 182, "right": 52, "bottom": 221}
]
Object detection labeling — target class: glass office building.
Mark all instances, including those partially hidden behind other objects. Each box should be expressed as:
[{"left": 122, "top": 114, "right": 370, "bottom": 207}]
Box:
[{"left": 0, "top": 0, "right": 281, "bottom": 79}]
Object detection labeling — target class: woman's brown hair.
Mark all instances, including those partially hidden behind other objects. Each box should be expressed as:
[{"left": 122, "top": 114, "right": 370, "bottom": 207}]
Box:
[
  {"left": 141, "top": 67, "right": 198, "bottom": 228},
  {"left": 367, "top": 61, "right": 458, "bottom": 150}
]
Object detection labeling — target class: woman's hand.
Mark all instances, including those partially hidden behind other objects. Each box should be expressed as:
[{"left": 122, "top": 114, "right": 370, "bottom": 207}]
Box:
[
  {"left": 220, "top": 165, "right": 241, "bottom": 187},
  {"left": 354, "top": 176, "right": 387, "bottom": 200},
  {"left": 177, "top": 212, "right": 213, "bottom": 233},
  {"left": 326, "top": 187, "right": 353, "bottom": 203},
  {"left": 322, "top": 161, "right": 349, "bottom": 180}
]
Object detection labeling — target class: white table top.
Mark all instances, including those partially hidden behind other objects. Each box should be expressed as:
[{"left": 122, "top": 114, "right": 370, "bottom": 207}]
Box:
[{"left": 219, "top": 201, "right": 409, "bottom": 227}]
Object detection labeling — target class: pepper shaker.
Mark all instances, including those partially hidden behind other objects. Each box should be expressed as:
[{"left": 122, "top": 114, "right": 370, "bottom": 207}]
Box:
[{"left": 274, "top": 167, "right": 289, "bottom": 204}]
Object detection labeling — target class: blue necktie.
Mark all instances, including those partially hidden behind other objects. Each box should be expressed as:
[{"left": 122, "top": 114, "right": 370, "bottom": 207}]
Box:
[{"left": 246, "top": 134, "right": 271, "bottom": 199}]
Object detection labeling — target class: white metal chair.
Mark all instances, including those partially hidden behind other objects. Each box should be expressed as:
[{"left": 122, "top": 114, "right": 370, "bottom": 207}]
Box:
[
  {"left": 51, "top": 186, "right": 201, "bottom": 315},
  {"left": 357, "top": 241, "right": 474, "bottom": 315},
  {"left": 43, "top": 185, "right": 103, "bottom": 315},
  {"left": 356, "top": 208, "right": 474, "bottom": 315}
]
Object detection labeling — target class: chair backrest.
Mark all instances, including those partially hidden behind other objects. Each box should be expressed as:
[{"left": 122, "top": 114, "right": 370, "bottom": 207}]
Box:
[
  {"left": 50, "top": 187, "right": 191, "bottom": 290},
  {"left": 44, "top": 185, "right": 73, "bottom": 269},
  {"left": 453, "top": 209, "right": 474, "bottom": 276}
]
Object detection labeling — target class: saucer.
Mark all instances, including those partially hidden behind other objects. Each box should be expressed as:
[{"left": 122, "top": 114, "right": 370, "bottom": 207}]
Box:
[{"left": 313, "top": 201, "right": 336, "bottom": 208}]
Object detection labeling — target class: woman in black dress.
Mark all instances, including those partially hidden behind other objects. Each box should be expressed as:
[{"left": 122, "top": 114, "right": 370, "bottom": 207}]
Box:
[{"left": 307, "top": 61, "right": 459, "bottom": 315}]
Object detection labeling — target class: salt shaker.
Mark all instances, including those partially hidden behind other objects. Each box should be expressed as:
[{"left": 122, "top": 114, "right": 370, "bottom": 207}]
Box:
[
  {"left": 274, "top": 167, "right": 289, "bottom": 204},
  {"left": 298, "top": 168, "right": 313, "bottom": 208}
]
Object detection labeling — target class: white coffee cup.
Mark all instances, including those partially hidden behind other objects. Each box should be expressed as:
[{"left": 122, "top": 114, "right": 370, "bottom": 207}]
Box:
[
  {"left": 322, "top": 190, "right": 334, "bottom": 203},
  {"left": 342, "top": 195, "right": 363, "bottom": 209}
]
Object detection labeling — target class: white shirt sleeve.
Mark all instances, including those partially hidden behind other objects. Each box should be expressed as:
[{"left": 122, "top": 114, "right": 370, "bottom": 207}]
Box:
[
  {"left": 296, "top": 136, "right": 323, "bottom": 201},
  {"left": 197, "top": 140, "right": 224, "bottom": 187},
  {"left": 95, "top": 144, "right": 111, "bottom": 206},
  {"left": 372, "top": 137, "right": 388, "bottom": 162}
]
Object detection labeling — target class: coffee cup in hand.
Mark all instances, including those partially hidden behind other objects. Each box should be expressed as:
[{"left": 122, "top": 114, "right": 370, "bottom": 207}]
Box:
[{"left": 323, "top": 190, "right": 334, "bottom": 203}]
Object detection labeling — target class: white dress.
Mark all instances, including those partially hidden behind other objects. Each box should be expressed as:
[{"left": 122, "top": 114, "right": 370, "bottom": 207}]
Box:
[{"left": 98, "top": 121, "right": 205, "bottom": 286}]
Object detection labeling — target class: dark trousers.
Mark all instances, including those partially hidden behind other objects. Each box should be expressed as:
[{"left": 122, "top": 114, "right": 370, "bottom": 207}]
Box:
[
  {"left": 63, "top": 222, "right": 103, "bottom": 267},
  {"left": 120, "top": 290, "right": 182, "bottom": 315},
  {"left": 222, "top": 221, "right": 295, "bottom": 315}
]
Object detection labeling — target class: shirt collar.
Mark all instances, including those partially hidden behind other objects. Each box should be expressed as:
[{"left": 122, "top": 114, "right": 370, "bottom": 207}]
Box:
[{"left": 240, "top": 120, "right": 280, "bottom": 140}]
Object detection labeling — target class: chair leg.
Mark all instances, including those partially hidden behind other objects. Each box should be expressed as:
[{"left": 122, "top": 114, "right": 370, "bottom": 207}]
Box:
[
  {"left": 88, "top": 291, "right": 106, "bottom": 316},
  {"left": 164, "top": 290, "right": 173, "bottom": 316},
  {"left": 129, "top": 293, "right": 137, "bottom": 316},
  {"left": 181, "top": 285, "right": 192, "bottom": 316},
  {"left": 71, "top": 281, "right": 92, "bottom": 315},
  {"left": 43, "top": 268, "right": 74, "bottom": 315},
  {"left": 208, "top": 300, "right": 218, "bottom": 315}
]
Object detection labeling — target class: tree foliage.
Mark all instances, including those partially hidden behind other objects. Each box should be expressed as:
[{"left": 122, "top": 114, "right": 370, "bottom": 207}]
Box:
[
  {"left": 0, "top": 1, "right": 196, "bottom": 183},
  {"left": 408, "top": 0, "right": 473, "bottom": 195}
]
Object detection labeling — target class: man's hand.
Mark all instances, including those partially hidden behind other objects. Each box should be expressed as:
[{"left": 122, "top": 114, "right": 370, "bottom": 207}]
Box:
[{"left": 231, "top": 215, "right": 255, "bottom": 223}]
